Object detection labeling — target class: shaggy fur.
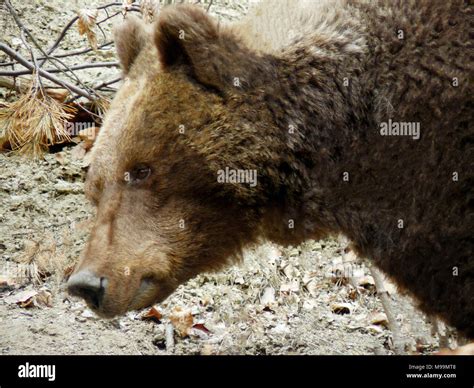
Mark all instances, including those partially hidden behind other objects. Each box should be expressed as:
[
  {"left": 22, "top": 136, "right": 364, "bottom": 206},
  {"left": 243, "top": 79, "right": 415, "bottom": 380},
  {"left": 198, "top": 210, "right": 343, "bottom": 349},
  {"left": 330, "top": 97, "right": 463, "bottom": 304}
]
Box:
[{"left": 69, "top": 0, "right": 473, "bottom": 338}]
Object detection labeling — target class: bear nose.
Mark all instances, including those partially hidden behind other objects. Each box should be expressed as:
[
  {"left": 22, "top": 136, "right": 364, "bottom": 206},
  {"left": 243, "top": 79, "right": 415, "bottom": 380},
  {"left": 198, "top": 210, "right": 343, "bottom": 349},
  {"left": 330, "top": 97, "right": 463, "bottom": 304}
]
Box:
[{"left": 67, "top": 271, "right": 107, "bottom": 309}]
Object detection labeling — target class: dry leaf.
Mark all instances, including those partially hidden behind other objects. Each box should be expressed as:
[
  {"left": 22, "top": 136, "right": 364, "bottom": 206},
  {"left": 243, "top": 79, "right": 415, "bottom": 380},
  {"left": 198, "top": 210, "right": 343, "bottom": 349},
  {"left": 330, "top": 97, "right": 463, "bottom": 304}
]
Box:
[
  {"left": 302, "top": 299, "right": 317, "bottom": 310},
  {"left": 141, "top": 307, "right": 162, "bottom": 323},
  {"left": 367, "top": 325, "right": 384, "bottom": 335},
  {"left": 169, "top": 306, "right": 193, "bottom": 337},
  {"left": 200, "top": 343, "right": 214, "bottom": 356},
  {"left": 305, "top": 279, "right": 319, "bottom": 297},
  {"left": 77, "top": 9, "right": 98, "bottom": 50},
  {"left": 280, "top": 279, "right": 299, "bottom": 293},
  {"left": 347, "top": 287, "right": 359, "bottom": 300},
  {"left": 190, "top": 323, "right": 212, "bottom": 338},
  {"left": 260, "top": 287, "right": 275, "bottom": 306},
  {"left": 357, "top": 275, "right": 375, "bottom": 289},
  {"left": 78, "top": 126, "right": 99, "bottom": 150},
  {"left": 192, "top": 323, "right": 211, "bottom": 334},
  {"left": 282, "top": 263, "right": 298, "bottom": 279},
  {"left": 331, "top": 302, "right": 352, "bottom": 315},
  {"left": 266, "top": 246, "right": 281, "bottom": 265},
  {"left": 54, "top": 152, "right": 66, "bottom": 165},
  {"left": 369, "top": 312, "right": 388, "bottom": 327},
  {"left": 46, "top": 88, "right": 69, "bottom": 103},
  {"left": 0, "top": 276, "right": 17, "bottom": 292},
  {"left": 70, "top": 143, "right": 87, "bottom": 160},
  {"left": 5, "top": 290, "right": 38, "bottom": 306},
  {"left": 63, "top": 265, "right": 75, "bottom": 280},
  {"left": 33, "top": 289, "right": 53, "bottom": 307}
]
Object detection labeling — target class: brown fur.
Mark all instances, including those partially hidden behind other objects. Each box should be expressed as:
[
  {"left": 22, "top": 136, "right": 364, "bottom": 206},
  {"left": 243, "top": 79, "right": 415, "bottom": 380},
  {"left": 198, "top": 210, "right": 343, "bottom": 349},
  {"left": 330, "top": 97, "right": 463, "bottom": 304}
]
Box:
[{"left": 69, "top": 1, "right": 473, "bottom": 338}]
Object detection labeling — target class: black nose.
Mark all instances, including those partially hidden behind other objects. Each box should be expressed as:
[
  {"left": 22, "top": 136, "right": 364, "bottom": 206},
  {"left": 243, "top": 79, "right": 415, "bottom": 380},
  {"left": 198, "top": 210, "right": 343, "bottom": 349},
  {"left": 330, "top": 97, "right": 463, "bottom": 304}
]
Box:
[{"left": 67, "top": 271, "right": 107, "bottom": 309}]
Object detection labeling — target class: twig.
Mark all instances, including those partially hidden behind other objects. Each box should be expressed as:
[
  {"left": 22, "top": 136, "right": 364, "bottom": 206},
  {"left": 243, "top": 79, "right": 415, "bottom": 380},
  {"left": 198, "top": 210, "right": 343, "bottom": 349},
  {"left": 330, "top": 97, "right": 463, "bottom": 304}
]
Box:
[
  {"left": 0, "top": 61, "right": 120, "bottom": 77},
  {"left": 66, "top": 77, "right": 121, "bottom": 103},
  {"left": 206, "top": 0, "right": 213, "bottom": 12},
  {"left": 165, "top": 323, "right": 175, "bottom": 352},
  {"left": 370, "top": 266, "right": 406, "bottom": 354},
  {"left": 94, "top": 76, "right": 121, "bottom": 90},
  {"left": 41, "top": 2, "right": 139, "bottom": 63},
  {"left": 0, "top": 42, "right": 114, "bottom": 67},
  {"left": 5, "top": 0, "right": 110, "bottom": 100},
  {"left": 0, "top": 42, "right": 94, "bottom": 99},
  {"left": 4, "top": 0, "right": 99, "bottom": 99},
  {"left": 19, "top": 29, "right": 44, "bottom": 95},
  {"left": 39, "top": 16, "right": 78, "bottom": 68}
]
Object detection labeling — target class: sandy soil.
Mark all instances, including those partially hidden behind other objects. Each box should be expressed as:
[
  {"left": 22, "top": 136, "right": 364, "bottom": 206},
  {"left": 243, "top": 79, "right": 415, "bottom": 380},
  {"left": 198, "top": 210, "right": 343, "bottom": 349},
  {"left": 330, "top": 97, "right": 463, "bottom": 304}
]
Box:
[{"left": 0, "top": 0, "right": 442, "bottom": 355}]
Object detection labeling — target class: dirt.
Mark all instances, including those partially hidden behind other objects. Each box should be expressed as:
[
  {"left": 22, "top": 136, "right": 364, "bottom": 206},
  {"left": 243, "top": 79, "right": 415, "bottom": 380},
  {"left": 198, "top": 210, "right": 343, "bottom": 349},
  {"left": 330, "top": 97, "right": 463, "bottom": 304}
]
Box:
[{"left": 0, "top": 0, "right": 442, "bottom": 355}]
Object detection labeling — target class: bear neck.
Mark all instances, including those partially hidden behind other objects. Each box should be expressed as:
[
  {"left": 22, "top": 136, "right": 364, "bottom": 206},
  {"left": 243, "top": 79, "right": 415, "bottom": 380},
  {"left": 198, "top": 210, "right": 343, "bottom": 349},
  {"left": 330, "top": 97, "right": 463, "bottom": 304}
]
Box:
[{"left": 256, "top": 43, "right": 374, "bottom": 247}]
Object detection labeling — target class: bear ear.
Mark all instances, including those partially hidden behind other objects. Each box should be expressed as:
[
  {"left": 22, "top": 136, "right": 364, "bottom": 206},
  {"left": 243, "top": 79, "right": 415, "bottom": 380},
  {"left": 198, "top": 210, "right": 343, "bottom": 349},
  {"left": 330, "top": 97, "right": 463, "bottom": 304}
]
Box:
[
  {"left": 114, "top": 14, "right": 149, "bottom": 75},
  {"left": 154, "top": 5, "right": 258, "bottom": 93}
]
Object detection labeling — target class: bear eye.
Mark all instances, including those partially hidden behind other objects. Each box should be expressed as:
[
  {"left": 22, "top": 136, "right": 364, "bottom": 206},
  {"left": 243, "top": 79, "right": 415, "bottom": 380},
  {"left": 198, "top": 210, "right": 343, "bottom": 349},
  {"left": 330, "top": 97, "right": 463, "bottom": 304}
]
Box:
[{"left": 126, "top": 164, "right": 151, "bottom": 184}]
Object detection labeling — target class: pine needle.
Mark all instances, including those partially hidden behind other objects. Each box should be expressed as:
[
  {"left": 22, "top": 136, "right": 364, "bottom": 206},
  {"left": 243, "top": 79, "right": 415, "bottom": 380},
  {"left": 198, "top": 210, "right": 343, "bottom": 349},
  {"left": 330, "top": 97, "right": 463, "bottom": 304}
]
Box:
[{"left": 0, "top": 84, "right": 76, "bottom": 157}]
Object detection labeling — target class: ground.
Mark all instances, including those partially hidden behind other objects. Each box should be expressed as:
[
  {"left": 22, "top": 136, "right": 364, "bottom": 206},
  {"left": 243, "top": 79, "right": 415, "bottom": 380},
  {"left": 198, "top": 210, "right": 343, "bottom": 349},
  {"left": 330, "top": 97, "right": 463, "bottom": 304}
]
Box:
[{"left": 0, "top": 0, "right": 441, "bottom": 355}]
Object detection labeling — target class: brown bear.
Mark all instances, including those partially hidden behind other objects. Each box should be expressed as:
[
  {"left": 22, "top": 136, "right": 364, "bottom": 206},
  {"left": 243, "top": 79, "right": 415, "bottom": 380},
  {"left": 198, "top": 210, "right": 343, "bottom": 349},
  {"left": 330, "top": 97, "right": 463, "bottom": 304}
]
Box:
[{"left": 68, "top": 0, "right": 474, "bottom": 340}]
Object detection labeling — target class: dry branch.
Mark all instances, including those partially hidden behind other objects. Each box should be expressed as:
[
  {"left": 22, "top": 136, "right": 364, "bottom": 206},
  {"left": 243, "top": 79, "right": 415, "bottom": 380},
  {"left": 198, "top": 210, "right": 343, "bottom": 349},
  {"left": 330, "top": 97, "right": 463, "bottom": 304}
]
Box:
[
  {"left": 0, "top": 62, "right": 120, "bottom": 77},
  {"left": 370, "top": 266, "right": 407, "bottom": 354},
  {"left": 0, "top": 42, "right": 95, "bottom": 100}
]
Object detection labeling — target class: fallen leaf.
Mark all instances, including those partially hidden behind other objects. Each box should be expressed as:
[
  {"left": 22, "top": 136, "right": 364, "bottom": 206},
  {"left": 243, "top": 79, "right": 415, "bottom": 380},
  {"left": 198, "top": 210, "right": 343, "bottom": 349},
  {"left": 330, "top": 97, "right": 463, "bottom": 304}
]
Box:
[
  {"left": 70, "top": 143, "right": 87, "bottom": 160},
  {"left": 46, "top": 88, "right": 69, "bottom": 103},
  {"left": 199, "top": 296, "right": 214, "bottom": 307},
  {"left": 305, "top": 279, "right": 319, "bottom": 297},
  {"left": 78, "top": 126, "right": 99, "bottom": 149},
  {"left": 63, "top": 265, "right": 75, "bottom": 280},
  {"left": 328, "top": 262, "right": 349, "bottom": 285},
  {"left": 200, "top": 343, "right": 214, "bottom": 355},
  {"left": 169, "top": 306, "right": 193, "bottom": 337},
  {"left": 331, "top": 302, "right": 352, "bottom": 315},
  {"left": 0, "top": 276, "right": 17, "bottom": 292},
  {"left": 260, "top": 286, "right": 275, "bottom": 306},
  {"left": 367, "top": 325, "right": 384, "bottom": 335},
  {"left": 5, "top": 290, "right": 38, "bottom": 306},
  {"left": 302, "top": 299, "right": 317, "bottom": 310},
  {"left": 280, "top": 279, "right": 299, "bottom": 293},
  {"left": 369, "top": 312, "right": 388, "bottom": 327},
  {"left": 266, "top": 246, "right": 281, "bottom": 265},
  {"left": 347, "top": 287, "right": 359, "bottom": 300},
  {"left": 282, "top": 263, "right": 298, "bottom": 279},
  {"left": 81, "top": 309, "right": 96, "bottom": 319},
  {"left": 192, "top": 323, "right": 211, "bottom": 334},
  {"left": 270, "top": 323, "right": 291, "bottom": 335},
  {"left": 141, "top": 307, "right": 162, "bottom": 323},
  {"left": 54, "top": 152, "right": 66, "bottom": 165},
  {"left": 33, "top": 289, "right": 53, "bottom": 307},
  {"left": 357, "top": 275, "right": 375, "bottom": 289}
]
